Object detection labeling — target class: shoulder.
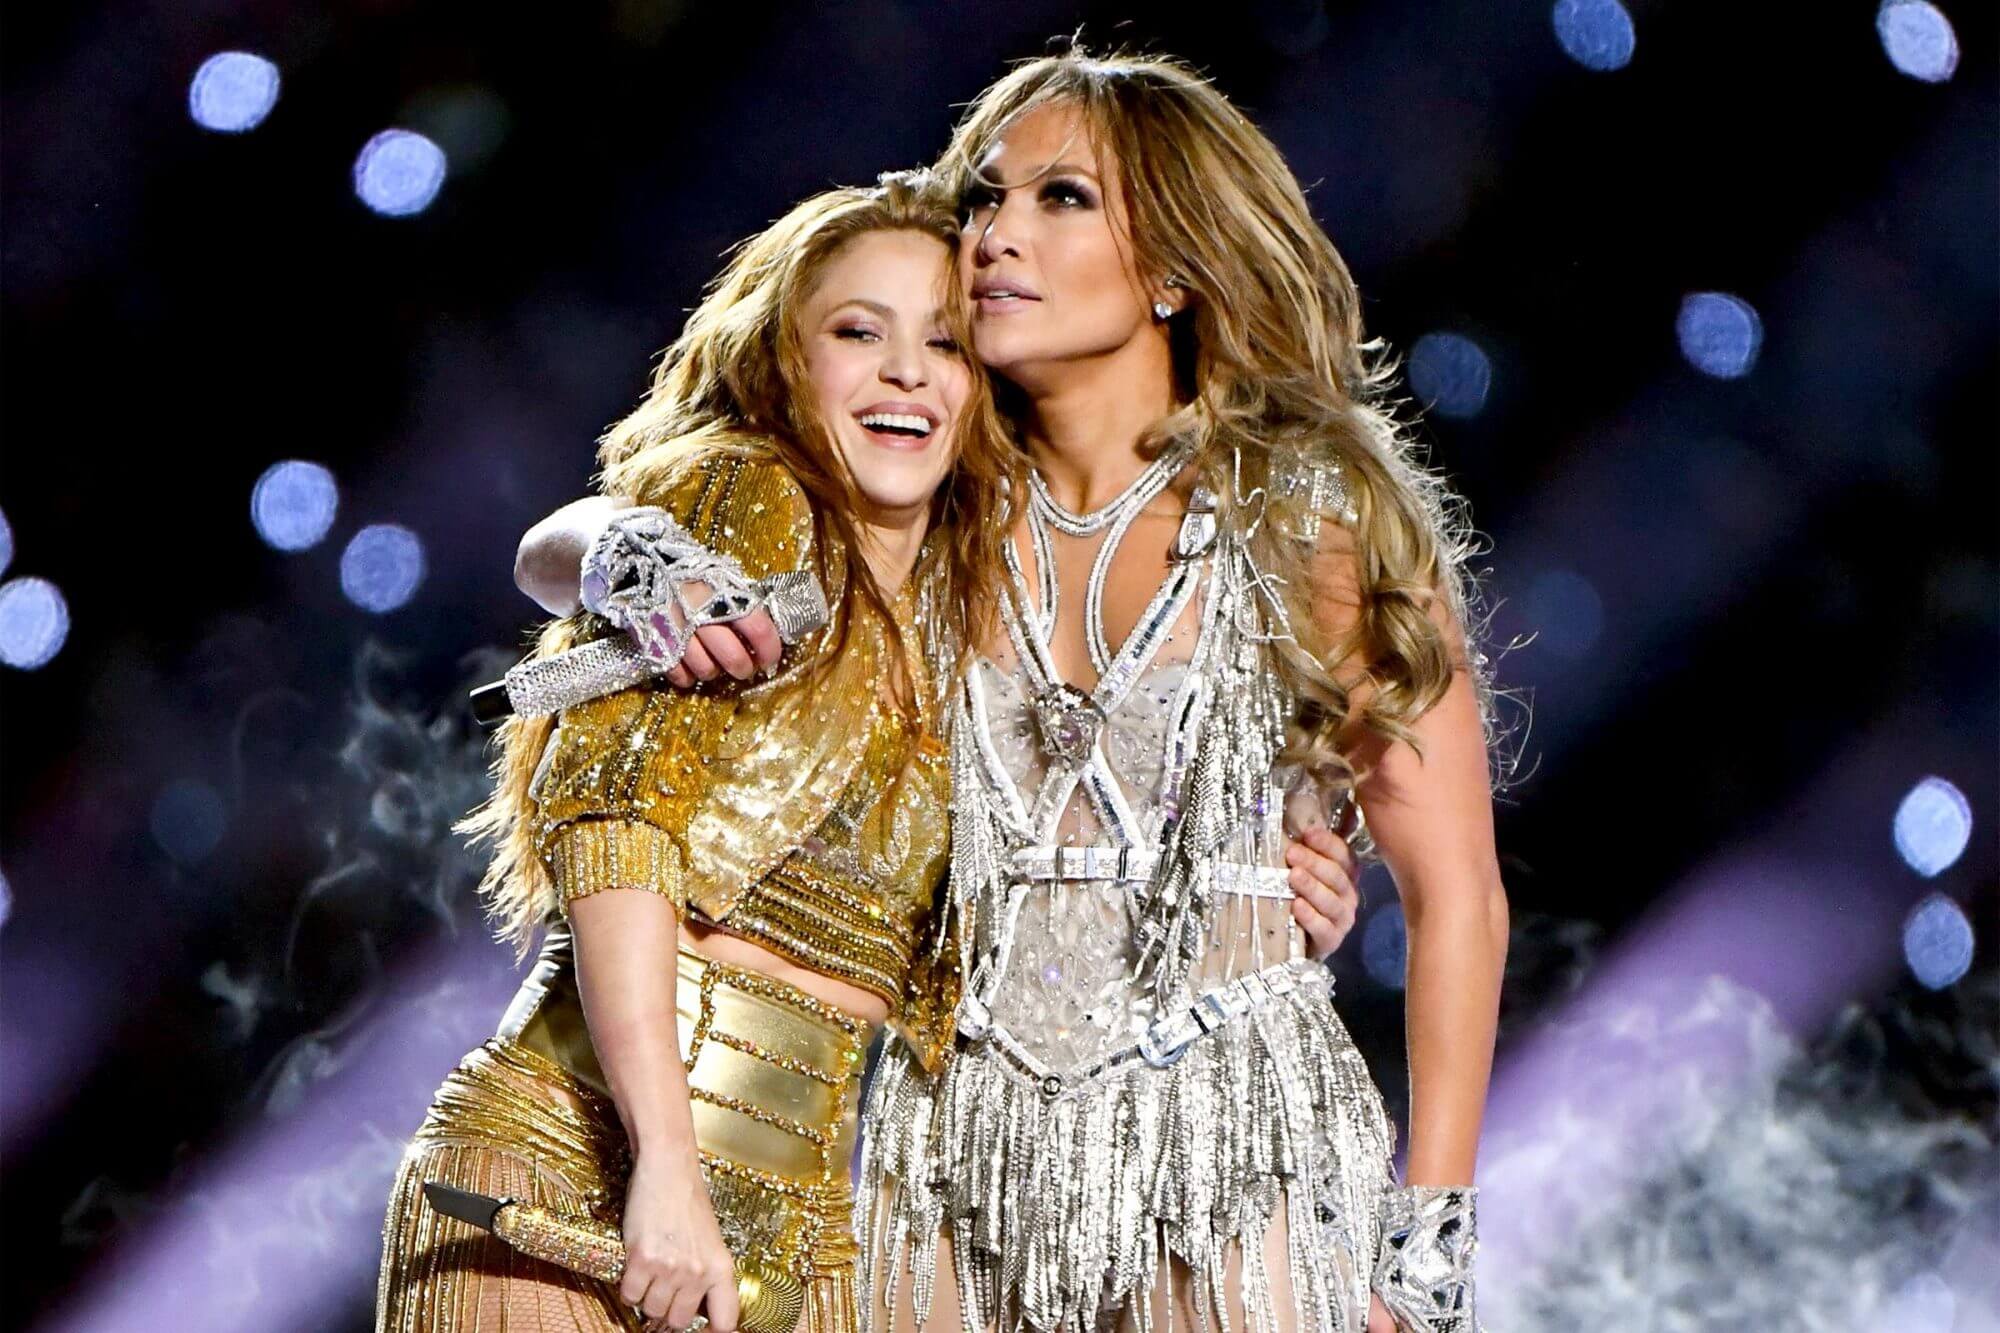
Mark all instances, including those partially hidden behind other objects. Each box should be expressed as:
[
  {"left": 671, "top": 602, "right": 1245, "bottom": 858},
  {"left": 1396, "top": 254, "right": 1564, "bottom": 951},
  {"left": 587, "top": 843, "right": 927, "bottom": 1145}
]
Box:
[
  {"left": 1303, "top": 520, "right": 1470, "bottom": 679},
  {"left": 646, "top": 439, "right": 816, "bottom": 580}
]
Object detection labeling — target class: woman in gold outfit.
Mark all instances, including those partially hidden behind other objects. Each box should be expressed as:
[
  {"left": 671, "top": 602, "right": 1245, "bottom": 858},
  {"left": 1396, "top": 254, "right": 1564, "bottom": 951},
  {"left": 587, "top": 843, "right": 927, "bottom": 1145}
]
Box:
[{"left": 375, "top": 174, "right": 1015, "bottom": 1333}]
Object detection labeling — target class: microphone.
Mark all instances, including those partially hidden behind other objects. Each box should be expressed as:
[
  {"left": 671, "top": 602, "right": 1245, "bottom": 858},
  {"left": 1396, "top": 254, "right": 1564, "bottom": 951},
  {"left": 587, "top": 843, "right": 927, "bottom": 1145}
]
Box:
[
  {"left": 470, "top": 568, "right": 827, "bottom": 723},
  {"left": 421, "top": 1182, "right": 805, "bottom": 1333}
]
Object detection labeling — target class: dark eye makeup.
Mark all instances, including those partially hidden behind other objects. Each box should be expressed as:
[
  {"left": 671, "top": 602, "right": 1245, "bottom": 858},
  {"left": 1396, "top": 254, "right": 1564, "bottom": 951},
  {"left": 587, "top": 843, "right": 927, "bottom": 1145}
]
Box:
[{"left": 1039, "top": 178, "right": 1093, "bottom": 208}]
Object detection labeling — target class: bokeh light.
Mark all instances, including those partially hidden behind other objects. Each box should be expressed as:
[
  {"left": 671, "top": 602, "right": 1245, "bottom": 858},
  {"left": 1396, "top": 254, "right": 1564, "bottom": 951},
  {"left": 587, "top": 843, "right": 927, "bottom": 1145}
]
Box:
[
  {"left": 1893, "top": 776, "right": 1972, "bottom": 877},
  {"left": 1362, "top": 901, "right": 1408, "bottom": 990},
  {"left": 1677, "top": 292, "right": 1763, "bottom": 379},
  {"left": 150, "top": 779, "right": 229, "bottom": 867},
  {"left": 1902, "top": 893, "right": 1974, "bottom": 990},
  {"left": 353, "top": 130, "right": 448, "bottom": 217},
  {"left": 1552, "top": 0, "right": 1636, "bottom": 72},
  {"left": 251, "top": 461, "right": 340, "bottom": 551},
  {"left": 0, "top": 577, "right": 69, "bottom": 669},
  {"left": 0, "top": 865, "right": 11, "bottom": 930},
  {"left": 1407, "top": 332, "right": 1493, "bottom": 419},
  {"left": 1523, "top": 568, "right": 1605, "bottom": 660},
  {"left": 1876, "top": 2, "right": 1959, "bottom": 83},
  {"left": 0, "top": 505, "right": 12, "bottom": 576},
  {"left": 340, "top": 524, "right": 426, "bottom": 612},
  {"left": 188, "top": 52, "right": 281, "bottom": 133}
]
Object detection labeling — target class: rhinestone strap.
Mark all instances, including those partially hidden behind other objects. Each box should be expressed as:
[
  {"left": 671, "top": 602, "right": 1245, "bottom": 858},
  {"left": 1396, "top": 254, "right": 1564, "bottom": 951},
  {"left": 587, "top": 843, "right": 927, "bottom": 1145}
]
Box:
[
  {"left": 954, "top": 956, "right": 1327, "bottom": 1086},
  {"left": 1008, "top": 844, "right": 1161, "bottom": 883}
]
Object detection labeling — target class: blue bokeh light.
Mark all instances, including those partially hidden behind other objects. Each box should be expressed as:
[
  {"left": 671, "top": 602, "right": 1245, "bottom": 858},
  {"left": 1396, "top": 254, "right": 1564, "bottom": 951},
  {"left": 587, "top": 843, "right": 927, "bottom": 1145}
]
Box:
[
  {"left": 1362, "top": 901, "right": 1408, "bottom": 990},
  {"left": 188, "top": 52, "right": 281, "bottom": 133},
  {"left": 1523, "top": 568, "right": 1605, "bottom": 660},
  {"left": 1902, "top": 893, "right": 1974, "bottom": 991},
  {"left": 1893, "top": 776, "right": 1973, "bottom": 878},
  {"left": 1877, "top": 2, "right": 1959, "bottom": 83},
  {"left": 1407, "top": 332, "right": 1493, "bottom": 419},
  {"left": 0, "top": 865, "right": 11, "bottom": 930},
  {"left": 0, "top": 577, "right": 69, "bottom": 669},
  {"left": 353, "top": 130, "right": 448, "bottom": 217},
  {"left": 251, "top": 460, "right": 340, "bottom": 552},
  {"left": 1677, "top": 292, "right": 1763, "bottom": 379},
  {"left": 1552, "top": 0, "right": 1636, "bottom": 72},
  {"left": 151, "top": 779, "right": 229, "bottom": 867},
  {"left": 0, "top": 506, "right": 12, "bottom": 577},
  {"left": 340, "top": 524, "right": 426, "bottom": 612}
]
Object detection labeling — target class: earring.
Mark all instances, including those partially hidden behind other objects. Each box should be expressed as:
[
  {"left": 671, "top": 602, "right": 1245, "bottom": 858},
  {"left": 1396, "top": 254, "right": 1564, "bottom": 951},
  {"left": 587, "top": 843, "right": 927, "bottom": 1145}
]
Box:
[{"left": 1153, "top": 300, "right": 1174, "bottom": 322}]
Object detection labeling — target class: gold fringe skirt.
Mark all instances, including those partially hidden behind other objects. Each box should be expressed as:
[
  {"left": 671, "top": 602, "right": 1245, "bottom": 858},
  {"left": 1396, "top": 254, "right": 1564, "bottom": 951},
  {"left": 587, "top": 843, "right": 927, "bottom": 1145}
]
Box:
[{"left": 377, "top": 948, "right": 870, "bottom": 1333}]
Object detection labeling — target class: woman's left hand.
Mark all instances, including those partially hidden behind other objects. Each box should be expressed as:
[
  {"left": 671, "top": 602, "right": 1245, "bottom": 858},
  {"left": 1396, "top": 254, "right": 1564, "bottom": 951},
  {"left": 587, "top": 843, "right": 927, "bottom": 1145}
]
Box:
[{"left": 1287, "top": 825, "right": 1361, "bottom": 959}]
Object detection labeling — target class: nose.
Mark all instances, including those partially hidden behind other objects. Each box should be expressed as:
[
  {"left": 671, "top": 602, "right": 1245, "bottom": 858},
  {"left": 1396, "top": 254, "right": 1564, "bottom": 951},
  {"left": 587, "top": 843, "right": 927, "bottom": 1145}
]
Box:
[
  {"left": 879, "top": 331, "right": 928, "bottom": 391},
  {"left": 973, "top": 192, "right": 1023, "bottom": 266}
]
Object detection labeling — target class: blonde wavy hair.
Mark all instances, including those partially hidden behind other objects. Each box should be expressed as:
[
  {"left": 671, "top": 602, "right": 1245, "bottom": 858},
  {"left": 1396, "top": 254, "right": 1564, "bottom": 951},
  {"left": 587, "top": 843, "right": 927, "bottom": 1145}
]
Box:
[
  {"left": 938, "top": 46, "right": 1511, "bottom": 791},
  {"left": 464, "top": 173, "right": 1016, "bottom": 951}
]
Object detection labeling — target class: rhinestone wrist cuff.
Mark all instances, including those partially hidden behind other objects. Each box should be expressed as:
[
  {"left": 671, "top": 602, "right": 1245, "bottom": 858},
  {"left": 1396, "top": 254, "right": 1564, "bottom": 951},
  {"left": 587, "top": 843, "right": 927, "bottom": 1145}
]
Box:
[
  {"left": 1374, "top": 1184, "right": 1480, "bottom": 1333},
  {"left": 490, "top": 509, "right": 829, "bottom": 718}
]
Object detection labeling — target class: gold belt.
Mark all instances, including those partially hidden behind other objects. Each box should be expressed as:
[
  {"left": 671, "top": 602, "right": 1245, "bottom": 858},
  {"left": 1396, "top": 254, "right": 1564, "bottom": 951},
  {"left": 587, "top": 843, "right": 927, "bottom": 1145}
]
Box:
[
  {"left": 494, "top": 932, "right": 868, "bottom": 1191},
  {"left": 674, "top": 948, "right": 868, "bottom": 1184}
]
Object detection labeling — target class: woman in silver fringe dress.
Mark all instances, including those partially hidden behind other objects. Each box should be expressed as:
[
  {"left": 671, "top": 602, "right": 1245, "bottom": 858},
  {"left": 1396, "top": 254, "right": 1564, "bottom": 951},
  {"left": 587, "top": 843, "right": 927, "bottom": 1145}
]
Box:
[{"left": 852, "top": 51, "right": 1509, "bottom": 1333}]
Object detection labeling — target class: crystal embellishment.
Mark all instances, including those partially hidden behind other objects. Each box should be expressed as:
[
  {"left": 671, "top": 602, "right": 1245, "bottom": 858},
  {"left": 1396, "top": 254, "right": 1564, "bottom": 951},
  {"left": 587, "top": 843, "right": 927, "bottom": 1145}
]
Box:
[{"left": 1035, "top": 683, "right": 1106, "bottom": 765}]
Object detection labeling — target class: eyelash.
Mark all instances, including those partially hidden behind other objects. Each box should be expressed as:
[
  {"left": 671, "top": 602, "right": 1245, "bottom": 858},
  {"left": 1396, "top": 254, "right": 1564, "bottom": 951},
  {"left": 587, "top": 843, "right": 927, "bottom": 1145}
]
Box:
[
  {"left": 835, "top": 327, "right": 961, "bottom": 354},
  {"left": 1040, "top": 180, "right": 1092, "bottom": 208},
  {"left": 959, "top": 178, "right": 1094, "bottom": 220}
]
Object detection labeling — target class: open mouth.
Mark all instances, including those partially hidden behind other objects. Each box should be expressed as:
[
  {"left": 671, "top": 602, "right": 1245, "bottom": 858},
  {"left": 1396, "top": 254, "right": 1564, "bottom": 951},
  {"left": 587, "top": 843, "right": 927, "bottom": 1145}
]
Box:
[{"left": 856, "top": 410, "right": 938, "bottom": 444}]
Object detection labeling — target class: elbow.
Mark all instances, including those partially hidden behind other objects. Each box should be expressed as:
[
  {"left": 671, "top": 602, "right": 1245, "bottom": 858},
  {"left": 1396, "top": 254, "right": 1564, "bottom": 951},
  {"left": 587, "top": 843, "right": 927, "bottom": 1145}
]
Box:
[
  {"left": 1404, "top": 867, "right": 1510, "bottom": 957},
  {"left": 515, "top": 528, "right": 581, "bottom": 617}
]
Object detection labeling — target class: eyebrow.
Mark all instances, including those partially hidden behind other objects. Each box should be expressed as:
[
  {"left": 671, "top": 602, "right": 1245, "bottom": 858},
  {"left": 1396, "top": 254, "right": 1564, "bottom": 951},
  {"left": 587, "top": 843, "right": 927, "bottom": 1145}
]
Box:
[
  {"left": 828, "top": 298, "right": 895, "bottom": 320},
  {"left": 826, "top": 298, "right": 953, "bottom": 325},
  {"left": 973, "top": 159, "right": 1102, "bottom": 188}
]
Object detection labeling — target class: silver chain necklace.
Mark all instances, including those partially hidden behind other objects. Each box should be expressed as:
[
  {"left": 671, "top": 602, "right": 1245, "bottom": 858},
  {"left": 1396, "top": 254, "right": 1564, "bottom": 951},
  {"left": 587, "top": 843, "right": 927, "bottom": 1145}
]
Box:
[{"left": 1026, "top": 444, "right": 1192, "bottom": 537}]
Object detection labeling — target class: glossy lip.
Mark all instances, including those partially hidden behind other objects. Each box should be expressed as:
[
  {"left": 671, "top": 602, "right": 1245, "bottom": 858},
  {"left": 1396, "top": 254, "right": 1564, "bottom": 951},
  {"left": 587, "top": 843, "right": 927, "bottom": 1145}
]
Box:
[
  {"left": 851, "top": 399, "right": 943, "bottom": 451},
  {"left": 971, "top": 274, "right": 1042, "bottom": 315}
]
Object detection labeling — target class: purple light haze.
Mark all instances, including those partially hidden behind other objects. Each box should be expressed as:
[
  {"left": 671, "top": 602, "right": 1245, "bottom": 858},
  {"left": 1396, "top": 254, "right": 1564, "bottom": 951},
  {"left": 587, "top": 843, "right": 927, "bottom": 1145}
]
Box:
[
  {"left": 1476, "top": 708, "right": 1983, "bottom": 1305},
  {"left": 40, "top": 933, "right": 521, "bottom": 1333}
]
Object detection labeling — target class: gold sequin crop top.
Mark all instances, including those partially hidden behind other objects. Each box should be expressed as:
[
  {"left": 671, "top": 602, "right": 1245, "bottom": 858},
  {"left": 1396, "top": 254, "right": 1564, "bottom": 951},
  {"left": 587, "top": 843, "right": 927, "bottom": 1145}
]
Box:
[{"left": 520, "top": 447, "right": 958, "bottom": 1069}]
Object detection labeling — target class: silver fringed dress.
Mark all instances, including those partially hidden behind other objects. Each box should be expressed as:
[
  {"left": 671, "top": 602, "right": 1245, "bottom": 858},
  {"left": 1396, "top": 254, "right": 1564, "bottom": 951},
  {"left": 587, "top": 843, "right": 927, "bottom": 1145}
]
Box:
[{"left": 859, "top": 458, "right": 1396, "bottom": 1333}]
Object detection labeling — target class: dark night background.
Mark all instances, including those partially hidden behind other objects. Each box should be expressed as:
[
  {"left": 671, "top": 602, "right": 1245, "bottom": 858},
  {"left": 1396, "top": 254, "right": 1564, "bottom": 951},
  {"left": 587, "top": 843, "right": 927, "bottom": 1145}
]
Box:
[{"left": 2, "top": 2, "right": 1994, "bottom": 1329}]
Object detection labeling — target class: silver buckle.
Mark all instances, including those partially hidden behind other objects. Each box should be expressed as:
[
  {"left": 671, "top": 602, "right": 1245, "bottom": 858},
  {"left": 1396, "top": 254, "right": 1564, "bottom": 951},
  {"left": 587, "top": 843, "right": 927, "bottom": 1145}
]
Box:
[{"left": 1139, "top": 1015, "right": 1199, "bottom": 1068}]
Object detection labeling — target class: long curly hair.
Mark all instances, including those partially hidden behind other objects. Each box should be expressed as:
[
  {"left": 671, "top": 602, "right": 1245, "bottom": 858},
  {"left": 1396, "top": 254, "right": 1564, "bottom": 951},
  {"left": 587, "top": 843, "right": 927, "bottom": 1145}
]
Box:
[
  {"left": 937, "top": 47, "right": 1512, "bottom": 791},
  {"left": 464, "top": 173, "right": 1017, "bottom": 952}
]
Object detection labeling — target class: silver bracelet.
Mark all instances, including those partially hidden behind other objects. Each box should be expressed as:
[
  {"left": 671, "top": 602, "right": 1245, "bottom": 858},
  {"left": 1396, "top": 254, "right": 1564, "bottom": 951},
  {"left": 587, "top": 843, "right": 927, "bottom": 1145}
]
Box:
[
  {"left": 1374, "top": 1184, "right": 1480, "bottom": 1333},
  {"left": 474, "top": 510, "right": 830, "bottom": 720},
  {"left": 579, "top": 507, "right": 770, "bottom": 667}
]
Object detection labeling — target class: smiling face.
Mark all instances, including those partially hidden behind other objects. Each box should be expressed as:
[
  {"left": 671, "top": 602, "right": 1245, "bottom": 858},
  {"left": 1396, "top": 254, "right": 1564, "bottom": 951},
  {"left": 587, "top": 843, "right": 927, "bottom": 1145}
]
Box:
[
  {"left": 800, "top": 228, "right": 972, "bottom": 527},
  {"left": 957, "top": 101, "right": 1172, "bottom": 387}
]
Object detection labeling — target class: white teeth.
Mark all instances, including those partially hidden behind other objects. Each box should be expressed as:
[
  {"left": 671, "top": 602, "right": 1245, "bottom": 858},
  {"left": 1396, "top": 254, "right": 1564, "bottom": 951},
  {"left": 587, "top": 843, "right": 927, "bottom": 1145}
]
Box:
[{"left": 858, "top": 412, "right": 934, "bottom": 437}]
